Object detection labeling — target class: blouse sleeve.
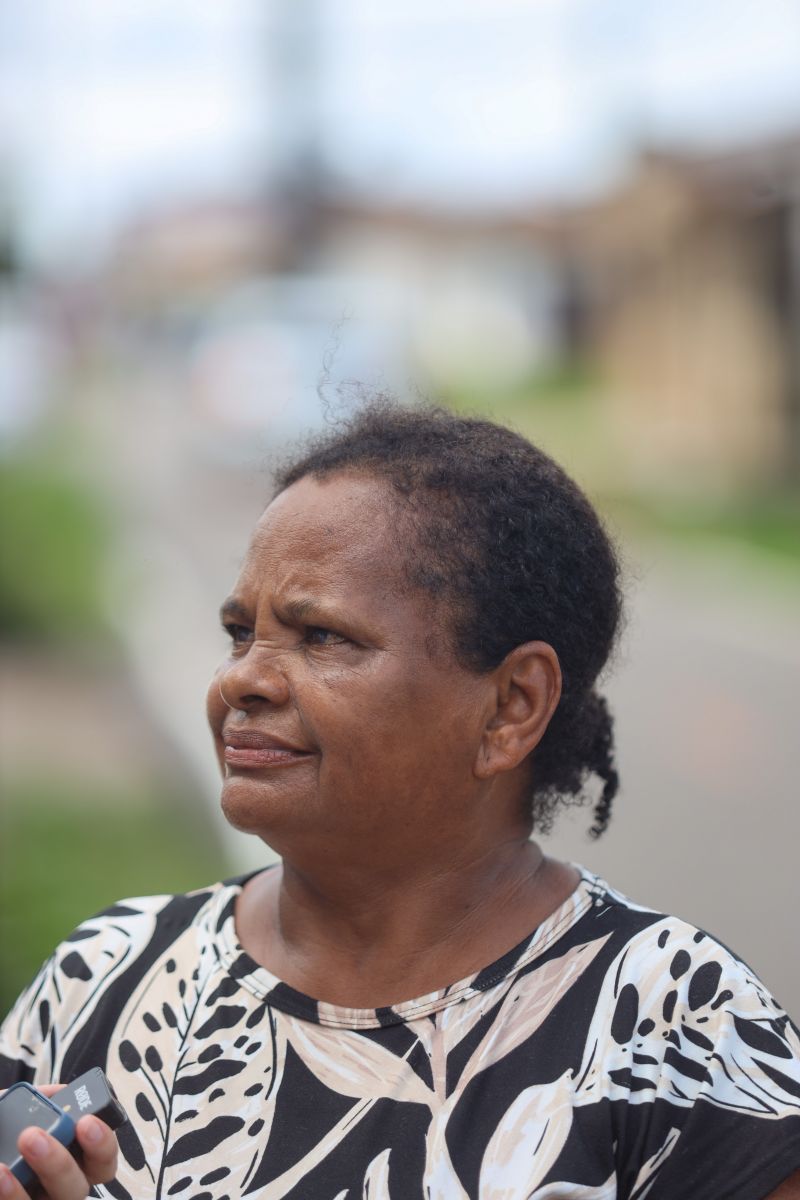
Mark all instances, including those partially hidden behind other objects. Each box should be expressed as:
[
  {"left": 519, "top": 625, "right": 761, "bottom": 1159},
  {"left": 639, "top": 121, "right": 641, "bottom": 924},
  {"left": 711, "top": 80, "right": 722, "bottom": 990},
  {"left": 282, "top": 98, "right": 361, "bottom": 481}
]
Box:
[
  {"left": 0, "top": 952, "right": 60, "bottom": 1088},
  {"left": 605, "top": 924, "right": 800, "bottom": 1200},
  {"left": 1, "top": 894, "right": 170, "bottom": 1090}
]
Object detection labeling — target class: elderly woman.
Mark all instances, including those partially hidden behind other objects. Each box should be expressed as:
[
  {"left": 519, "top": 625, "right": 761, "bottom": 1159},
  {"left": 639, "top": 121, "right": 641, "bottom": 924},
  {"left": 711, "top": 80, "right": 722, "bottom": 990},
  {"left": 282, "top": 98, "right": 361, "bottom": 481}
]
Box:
[{"left": 1, "top": 405, "right": 799, "bottom": 1199}]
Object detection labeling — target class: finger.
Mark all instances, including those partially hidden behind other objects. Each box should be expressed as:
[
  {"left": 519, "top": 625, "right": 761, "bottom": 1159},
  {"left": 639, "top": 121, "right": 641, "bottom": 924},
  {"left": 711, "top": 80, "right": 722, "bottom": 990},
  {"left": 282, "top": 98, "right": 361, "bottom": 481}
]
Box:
[
  {"left": 75, "top": 1115, "right": 118, "bottom": 1185},
  {"left": 0, "top": 1084, "right": 63, "bottom": 1098},
  {"left": 0, "top": 1162, "right": 31, "bottom": 1200},
  {"left": 16, "top": 1127, "right": 90, "bottom": 1200}
]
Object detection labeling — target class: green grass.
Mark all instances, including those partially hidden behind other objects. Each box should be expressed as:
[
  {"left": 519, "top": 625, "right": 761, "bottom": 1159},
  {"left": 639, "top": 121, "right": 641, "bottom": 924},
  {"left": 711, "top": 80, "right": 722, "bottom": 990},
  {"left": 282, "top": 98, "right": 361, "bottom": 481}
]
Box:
[
  {"left": 440, "top": 358, "right": 600, "bottom": 419},
  {"left": 0, "top": 780, "right": 229, "bottom": 1016},
  {"left": 0, "top": 458, "right": 112, "bottom": 643},
  {"left": 603, "top": 491, "right": 800, "bottom": 566}
]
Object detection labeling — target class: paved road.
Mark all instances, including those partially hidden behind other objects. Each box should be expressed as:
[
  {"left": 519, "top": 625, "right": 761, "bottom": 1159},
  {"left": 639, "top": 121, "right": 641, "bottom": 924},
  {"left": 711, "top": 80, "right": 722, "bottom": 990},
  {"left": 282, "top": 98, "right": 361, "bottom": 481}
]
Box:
[{"left": 98, "top": 370, "right": 800, "bottom": 1012}]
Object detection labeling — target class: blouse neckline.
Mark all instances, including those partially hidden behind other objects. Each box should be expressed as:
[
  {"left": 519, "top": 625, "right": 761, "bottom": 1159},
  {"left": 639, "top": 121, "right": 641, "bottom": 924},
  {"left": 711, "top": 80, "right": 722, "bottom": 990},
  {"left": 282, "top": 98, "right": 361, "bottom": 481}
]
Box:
[{"left": 208, "top": 866, "right": 603, "bottom": 1029}]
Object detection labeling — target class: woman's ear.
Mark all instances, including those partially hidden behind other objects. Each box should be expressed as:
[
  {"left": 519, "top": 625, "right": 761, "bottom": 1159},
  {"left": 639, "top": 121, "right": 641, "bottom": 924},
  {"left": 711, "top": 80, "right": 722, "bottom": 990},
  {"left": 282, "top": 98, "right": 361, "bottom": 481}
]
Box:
[{"left": 474, "top": 642, "right": 562, "bottom": 780}]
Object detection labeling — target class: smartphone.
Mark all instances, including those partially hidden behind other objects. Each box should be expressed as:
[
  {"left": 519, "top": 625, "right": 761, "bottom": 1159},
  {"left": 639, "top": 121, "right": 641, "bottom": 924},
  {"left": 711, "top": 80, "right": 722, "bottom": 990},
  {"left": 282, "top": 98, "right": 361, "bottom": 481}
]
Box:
[
  {"left": 0, "top": 1069, "right": 127, "bottom": 1195},
  {"left": 0, "top": 1083, "right": 75, "bottom": 1193}
]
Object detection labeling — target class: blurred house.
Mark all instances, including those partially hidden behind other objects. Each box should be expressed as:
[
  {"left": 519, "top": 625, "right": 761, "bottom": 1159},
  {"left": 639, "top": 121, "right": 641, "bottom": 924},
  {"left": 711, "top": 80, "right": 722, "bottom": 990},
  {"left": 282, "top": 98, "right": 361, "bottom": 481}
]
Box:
[
  {"left": 101, "top": 190, "right": 558, "bottom": 449},
  {"left": 298, "top": 133, "right": 800, "bottom": 495},
  {"left": 110, "top": 196, "right": 280, "bottom": 309},
  {"left": 558, "top": 134, "right": 800, "bottom": 492},
  {"left": 98, "top": 131, "right": 800, "bottom": 493},
  {"left": 313, "top": 197, "right": 564, "bottom": 391},
  {"left": 313, "top": 136, "right": 800, "bottom": 495}
]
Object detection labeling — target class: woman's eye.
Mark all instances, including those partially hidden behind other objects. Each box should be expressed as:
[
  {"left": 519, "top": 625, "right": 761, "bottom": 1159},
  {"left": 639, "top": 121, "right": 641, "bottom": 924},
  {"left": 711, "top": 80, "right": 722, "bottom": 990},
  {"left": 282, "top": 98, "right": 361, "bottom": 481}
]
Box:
[
  {"left": 223, "top": 623, "right": 252, "bottom": 645},
  {"left": 304, "top": 625, "right": 346, "bottom": 646}
]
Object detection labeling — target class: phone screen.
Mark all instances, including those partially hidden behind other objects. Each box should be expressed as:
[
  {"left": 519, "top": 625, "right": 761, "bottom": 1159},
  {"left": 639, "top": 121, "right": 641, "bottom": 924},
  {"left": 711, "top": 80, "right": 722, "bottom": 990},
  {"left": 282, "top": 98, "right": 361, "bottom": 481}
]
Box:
[{"left": 0, "top": 1084, "right": 75, "bottom": 1183}]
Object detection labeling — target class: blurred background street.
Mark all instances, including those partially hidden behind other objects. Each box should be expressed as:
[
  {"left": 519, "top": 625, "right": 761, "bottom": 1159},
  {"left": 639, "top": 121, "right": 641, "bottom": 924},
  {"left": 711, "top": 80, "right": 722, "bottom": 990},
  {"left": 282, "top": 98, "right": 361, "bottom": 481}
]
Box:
[{"left": 1, "top": 1, "right": 799, "bottom": 1014}]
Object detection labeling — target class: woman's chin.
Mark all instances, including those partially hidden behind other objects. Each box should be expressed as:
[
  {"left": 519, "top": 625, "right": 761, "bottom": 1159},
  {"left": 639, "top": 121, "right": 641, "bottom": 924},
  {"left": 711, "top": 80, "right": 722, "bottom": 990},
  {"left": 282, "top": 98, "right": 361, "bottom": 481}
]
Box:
[{"left": 220, "top": 774, "right": 306, "bottom": 836}]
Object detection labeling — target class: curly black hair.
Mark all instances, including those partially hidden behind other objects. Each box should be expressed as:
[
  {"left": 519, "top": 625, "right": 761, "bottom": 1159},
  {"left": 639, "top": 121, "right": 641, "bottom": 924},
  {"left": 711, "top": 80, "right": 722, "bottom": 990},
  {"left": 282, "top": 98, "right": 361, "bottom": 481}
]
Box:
[{"left": 274, "top": 402, "right": 623, "bottom": 836}]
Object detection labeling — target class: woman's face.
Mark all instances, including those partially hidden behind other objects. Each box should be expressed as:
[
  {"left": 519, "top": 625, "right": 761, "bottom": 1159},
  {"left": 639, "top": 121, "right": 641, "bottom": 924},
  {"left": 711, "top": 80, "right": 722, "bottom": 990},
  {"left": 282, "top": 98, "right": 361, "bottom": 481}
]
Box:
[{"left": 206, "top": 473, "right": 496, "bottom": 866}]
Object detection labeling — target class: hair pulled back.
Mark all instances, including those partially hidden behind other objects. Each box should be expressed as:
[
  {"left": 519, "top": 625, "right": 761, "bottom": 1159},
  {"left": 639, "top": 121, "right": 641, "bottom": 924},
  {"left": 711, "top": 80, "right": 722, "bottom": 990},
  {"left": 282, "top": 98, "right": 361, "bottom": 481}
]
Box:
[{"left": 274, "top": 402, "right": 623, "bottom": 835}]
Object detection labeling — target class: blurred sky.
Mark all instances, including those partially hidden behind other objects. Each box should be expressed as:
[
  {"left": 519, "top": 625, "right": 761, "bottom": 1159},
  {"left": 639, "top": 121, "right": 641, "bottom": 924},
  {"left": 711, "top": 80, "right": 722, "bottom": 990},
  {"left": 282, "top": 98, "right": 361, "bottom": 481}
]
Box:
[{"left": 2, "top": 0, "right": 800, "bottom": 269}]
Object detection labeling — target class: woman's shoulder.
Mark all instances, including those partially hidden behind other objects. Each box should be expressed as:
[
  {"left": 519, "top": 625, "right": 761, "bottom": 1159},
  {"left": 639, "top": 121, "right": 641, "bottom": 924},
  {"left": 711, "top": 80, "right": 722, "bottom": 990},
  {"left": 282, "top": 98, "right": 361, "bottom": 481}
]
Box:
[
  {"left": 0, "top": 878, "right": 243, "bottom": 1086},
  {"left": 52, "top": 877, "right": 238, "bottom": 963},
  {"left": 557, "top": 869, "right": 800, "bottom": 1111},
  {"left": 534, "top": 870, "right": 800, "bottom": 1195},
  {"left": 570, "top": 867, "right": 794, "bottom": 1017}
]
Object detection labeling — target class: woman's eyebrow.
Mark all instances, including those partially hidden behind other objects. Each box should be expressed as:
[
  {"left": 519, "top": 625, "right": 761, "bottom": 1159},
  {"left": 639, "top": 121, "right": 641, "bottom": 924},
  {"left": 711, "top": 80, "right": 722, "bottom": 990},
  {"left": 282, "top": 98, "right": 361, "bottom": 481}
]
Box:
[
  {"left": 281, "top": 596, "right": 341, "bottom": 625},
  {"left": 220, "top": 598, "right": 250, "bottom": 623},
  {"left": 221, "top": 594, "right": 355, "bottom": 629}
]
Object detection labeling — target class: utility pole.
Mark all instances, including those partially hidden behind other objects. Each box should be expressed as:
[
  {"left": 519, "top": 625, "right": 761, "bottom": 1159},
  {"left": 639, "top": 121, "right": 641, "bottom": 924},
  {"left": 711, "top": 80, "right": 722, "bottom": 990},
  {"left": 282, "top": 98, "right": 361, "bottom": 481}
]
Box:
[{"left": 267, "top": 0, "right": 327, "bottom": 270}]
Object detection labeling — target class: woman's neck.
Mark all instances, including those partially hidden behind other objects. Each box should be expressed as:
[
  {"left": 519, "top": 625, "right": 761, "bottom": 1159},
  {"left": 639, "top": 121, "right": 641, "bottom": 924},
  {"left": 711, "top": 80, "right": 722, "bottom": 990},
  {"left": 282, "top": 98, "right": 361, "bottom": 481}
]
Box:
[{"left": 234, "top": 840, "right": 580, "bottom": 1009}]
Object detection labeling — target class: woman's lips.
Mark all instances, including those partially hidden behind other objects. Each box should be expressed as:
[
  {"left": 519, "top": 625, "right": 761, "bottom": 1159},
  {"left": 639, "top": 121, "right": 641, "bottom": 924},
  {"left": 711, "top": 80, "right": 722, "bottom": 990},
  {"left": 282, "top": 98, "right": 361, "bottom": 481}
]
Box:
[
  {"left": 223, "top": 745, "right": 311, "bottom": 769},
  {"left": 222, "top": 729, "right": 312, "bottom": 770}
]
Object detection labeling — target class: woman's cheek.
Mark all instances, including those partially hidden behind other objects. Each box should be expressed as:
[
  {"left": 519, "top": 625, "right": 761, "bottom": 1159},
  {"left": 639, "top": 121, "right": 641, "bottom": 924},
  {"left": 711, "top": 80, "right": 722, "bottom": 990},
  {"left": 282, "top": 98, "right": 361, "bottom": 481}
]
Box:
[{"left": 205, "top": 675, "right": 228, "bottom": 753}]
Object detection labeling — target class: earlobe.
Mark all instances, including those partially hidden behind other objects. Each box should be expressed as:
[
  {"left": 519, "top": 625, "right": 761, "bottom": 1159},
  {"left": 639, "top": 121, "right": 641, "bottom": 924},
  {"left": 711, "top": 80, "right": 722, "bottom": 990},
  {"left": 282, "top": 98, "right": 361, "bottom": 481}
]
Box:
[{"left": 474, "top": 642, "right": 562, "bottom": 780}]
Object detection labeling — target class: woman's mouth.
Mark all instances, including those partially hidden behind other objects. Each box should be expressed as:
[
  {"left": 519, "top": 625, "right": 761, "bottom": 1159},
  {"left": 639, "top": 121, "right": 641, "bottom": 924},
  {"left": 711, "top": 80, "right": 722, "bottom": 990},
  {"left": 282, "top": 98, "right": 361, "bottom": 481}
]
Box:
[
  {"left": 223, "top": 745, "right": 311, "bottom": 769},
  {"left": 222, "top": 729, "right": 312, "bottom": 770}
]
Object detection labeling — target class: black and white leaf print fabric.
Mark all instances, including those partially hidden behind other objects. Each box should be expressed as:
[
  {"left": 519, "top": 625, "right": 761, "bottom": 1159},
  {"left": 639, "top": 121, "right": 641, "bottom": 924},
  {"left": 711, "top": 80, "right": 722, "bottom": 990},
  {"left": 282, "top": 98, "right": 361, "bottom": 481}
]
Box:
[{"left": 1, "top": 872, "right": 799, "bottom": 1199}]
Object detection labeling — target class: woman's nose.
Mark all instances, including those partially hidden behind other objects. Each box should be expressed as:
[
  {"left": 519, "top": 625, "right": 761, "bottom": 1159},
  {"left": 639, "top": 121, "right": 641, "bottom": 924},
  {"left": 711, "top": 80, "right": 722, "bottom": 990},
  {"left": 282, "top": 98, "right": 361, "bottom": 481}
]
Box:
[{"left": 218, "top": 644, "right": 291, "bottom": 711}]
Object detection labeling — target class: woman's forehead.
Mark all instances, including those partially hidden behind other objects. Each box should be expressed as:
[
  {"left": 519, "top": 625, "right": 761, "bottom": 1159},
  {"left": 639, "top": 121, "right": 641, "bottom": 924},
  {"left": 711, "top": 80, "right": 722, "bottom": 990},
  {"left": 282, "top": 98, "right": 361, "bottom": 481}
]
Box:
[
  {"left": 263, "top": 473, "right": 395, "bottom": 538},
  {"left": 270, "top": 472, "right": 394, "bottom": 523},
  {"left": 242, "top": 474, "right": 403, "bottom": 584}
]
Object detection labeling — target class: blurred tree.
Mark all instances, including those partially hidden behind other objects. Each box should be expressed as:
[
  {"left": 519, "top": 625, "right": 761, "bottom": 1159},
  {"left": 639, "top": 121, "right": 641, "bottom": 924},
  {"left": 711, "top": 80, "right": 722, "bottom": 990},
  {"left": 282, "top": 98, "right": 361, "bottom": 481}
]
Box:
[{"left": 0, "top": 459, "right": 110, "bottom": 644}]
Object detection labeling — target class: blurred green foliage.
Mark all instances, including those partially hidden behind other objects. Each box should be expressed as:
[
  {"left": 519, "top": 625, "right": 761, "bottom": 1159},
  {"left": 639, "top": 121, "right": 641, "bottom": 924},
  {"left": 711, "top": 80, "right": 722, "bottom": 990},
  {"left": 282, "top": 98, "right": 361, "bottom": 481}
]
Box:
[
  {"left": 442, "top": 357, "right": 601, "bottom": 411},
  {"left": 0, "top": 780, "right": 228, "bottom": 1015},
  {"left": 0, "top": 453, "right": 229, "bottom": 1017},
  {"left": 604, "top": 491, "right": 800, "bottom": 564},
  {"left": 0, "top": 456, "right": 111, "bottom": 642}
]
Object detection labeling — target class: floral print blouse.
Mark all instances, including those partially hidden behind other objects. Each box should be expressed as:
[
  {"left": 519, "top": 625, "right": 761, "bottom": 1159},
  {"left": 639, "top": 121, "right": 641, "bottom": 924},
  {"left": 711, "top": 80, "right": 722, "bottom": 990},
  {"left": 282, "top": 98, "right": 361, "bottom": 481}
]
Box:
[{"left": 2, "top": 868, "right": 799, "bottom": 1198}]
